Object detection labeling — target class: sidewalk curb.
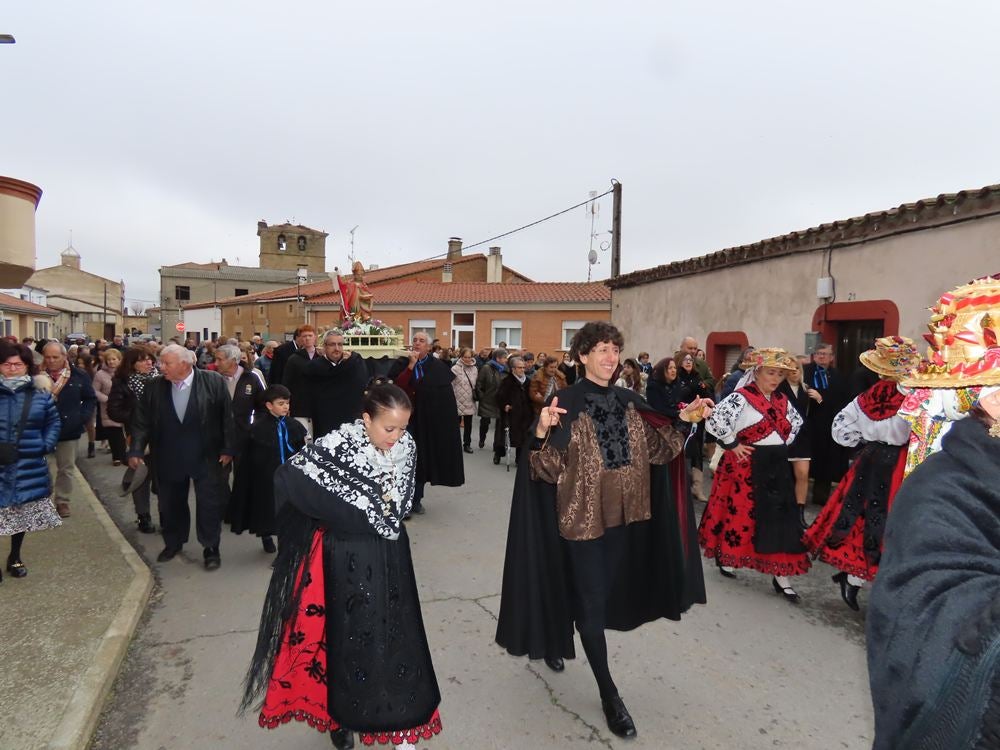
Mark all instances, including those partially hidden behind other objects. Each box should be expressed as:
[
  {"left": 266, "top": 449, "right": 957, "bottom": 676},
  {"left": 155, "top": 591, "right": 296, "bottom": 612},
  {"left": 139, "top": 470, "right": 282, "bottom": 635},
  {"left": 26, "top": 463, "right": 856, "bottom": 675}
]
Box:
[{"left": 47, "top": 475, "right": 153, "bottom": 750}]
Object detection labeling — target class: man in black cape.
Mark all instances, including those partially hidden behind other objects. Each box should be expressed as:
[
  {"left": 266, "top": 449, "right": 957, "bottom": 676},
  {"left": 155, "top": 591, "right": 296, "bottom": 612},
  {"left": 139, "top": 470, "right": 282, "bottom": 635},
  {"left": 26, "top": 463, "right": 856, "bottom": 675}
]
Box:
[
  {"left": 388, "top": 332, "right": 464, "bottom": 514},
  {"left": 494, "top": 321, "right": 707, "bottom": 739},
  {"left": 867, "top": 392, "right": 1000, "bottom": 750},
  {"left": 303, "top": 330, "right": 369, "bottom": 439},
  {"left": 803, "top": 342, "right": 849, "bottom": 504}
]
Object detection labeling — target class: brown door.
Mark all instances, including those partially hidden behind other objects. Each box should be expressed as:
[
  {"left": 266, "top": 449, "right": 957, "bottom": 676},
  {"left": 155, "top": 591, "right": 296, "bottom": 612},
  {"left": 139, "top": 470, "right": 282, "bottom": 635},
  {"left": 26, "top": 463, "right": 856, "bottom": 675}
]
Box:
[{"left": 836, "top": 319, "right": 884, "bottom": 381}]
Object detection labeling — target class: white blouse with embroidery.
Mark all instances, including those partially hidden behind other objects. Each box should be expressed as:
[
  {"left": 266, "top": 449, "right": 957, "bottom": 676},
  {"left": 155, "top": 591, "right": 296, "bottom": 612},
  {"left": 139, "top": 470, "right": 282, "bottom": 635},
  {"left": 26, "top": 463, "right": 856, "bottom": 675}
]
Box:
[
  {"left": 706, "top": 391, "right": 803, "bottom": 447},
  {"left": 832, "top": 399, "right": 910, "bottom": 448}
]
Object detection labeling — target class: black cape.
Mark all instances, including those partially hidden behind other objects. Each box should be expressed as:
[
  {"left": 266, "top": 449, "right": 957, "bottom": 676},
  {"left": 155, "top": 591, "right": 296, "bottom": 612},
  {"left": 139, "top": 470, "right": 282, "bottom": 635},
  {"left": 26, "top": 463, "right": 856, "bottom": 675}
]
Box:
[
  {"left": 388, "top": 356, "right": 465, "bottom": 487},
  {"left": 867, "top": 416, "right": 1000, "bottom": 749},
  {"left": 226, "top": 413, "right": 307, "bottom": 536},
  {"left": 305, "top": 352, "right": 370, "bottom": 439},
  {"left": 803, "top": 363, "right": 850, "bottom": 483},
  {"left": 494, "top": 379, "right": 706, "bottom": 661},
  {"left": 495, "top": 373, "right": 533, "bottom": 450}
]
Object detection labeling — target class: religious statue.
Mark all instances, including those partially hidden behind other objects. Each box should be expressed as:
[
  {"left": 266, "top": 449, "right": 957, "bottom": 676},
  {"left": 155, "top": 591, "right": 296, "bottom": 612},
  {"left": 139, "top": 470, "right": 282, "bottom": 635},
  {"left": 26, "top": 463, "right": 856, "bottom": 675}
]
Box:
[{"left": 337, "top": 260, "right": 375, "bottom": 322}]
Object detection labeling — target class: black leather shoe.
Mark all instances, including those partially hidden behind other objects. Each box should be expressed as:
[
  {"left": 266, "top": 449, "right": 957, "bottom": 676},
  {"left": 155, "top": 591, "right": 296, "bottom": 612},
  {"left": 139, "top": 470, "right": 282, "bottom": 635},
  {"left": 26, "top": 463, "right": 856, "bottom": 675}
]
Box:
[
  {"left": 137, "top": 514, "right": 157, "bottom": 534},
  {"left": 478, "top": 441, "right": 485, "bottom": 449},
  {"left": 493, "top": 454, "right": 501, "bottom": 465},
  {"left": 544, "top": 656, "right": 565, "bottom": 672},
  {"left": 6, "top": 557, "right": 27, "bottom": 578},
  {"left": 833, "top": 572, "right": 861, "bottom": 611},
  {"left": 262, "top": 536, "right": 276, "bottom": 554},
  {"left": 463, "top": 445, "right": 474, "bottom": 454},
  {"left": 330, "top": 728, "right": 355, "bottom": 749},
  {"left": 601, "top": 695, "right": 637, "bottom": 739},
  {"left": 203, "top": 547, "right": 221, "bottom": 571},
  {"left": 772, "top": 577, "right": 800, "bottom": 604},
  {"left": 716, "top": 559, "right": 737, "bottom": 579},
  {"left": 157, "top": 545, "right": 182, "bottom": 562},
  {"left": 798, "top": 505, "right": 809, "bottom": 530},
  {"left": 410, "top": 504, "right": 426, "bottom": 515}
]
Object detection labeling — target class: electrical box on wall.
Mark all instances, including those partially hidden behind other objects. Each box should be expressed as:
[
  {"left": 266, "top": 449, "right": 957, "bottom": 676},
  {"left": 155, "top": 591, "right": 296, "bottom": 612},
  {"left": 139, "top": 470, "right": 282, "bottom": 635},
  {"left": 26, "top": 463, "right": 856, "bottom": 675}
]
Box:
[
  {"left": 817, "top": 276, "right": 835, "bottom": 299},
  {"left": 804, "top": 331, "right": 821, "bottom": 355}
]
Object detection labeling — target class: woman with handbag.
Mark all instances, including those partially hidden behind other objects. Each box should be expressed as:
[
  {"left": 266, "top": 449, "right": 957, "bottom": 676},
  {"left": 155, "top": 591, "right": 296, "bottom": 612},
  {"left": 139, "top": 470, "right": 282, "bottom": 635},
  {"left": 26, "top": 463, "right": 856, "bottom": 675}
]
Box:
[
  {"left": 450, "top": 347, "right": 478, "bottom": 454},
  {"left": 0, "top": 340, "right": 62, "bottom": 582}
]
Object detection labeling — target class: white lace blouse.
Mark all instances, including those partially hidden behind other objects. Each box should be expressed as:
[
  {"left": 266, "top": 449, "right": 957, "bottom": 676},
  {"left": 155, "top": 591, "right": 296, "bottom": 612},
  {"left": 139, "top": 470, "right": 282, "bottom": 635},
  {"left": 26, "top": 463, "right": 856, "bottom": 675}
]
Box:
[
  {"left": 706, "top": 391, "right": 803, "bottom": 447},
  {"left": 832, "top": 400, "right": 910, "bottom": 448}
]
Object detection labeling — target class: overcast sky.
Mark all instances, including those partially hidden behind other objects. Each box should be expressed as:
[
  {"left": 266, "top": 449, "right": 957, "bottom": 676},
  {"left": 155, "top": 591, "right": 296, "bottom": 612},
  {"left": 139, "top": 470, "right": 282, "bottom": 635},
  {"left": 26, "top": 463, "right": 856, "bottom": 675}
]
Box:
[{"left": 4, "top": 2, "right": 1000, "bottom": 308}]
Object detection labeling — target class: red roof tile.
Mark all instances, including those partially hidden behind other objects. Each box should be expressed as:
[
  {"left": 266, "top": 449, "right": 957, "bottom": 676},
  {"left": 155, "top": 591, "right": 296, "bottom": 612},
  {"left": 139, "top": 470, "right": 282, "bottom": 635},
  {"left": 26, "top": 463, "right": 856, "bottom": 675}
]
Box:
[
  {"left": 308, "top": 281, "right": 610, "bottom": 305},
  {"left": 0, "top": 292, "right": 58, "bottom": 315}
]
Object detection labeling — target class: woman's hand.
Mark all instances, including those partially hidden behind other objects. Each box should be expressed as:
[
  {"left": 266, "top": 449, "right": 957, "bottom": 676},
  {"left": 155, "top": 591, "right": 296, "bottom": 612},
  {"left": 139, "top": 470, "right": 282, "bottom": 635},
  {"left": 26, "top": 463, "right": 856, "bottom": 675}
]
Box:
[
  {"left": 730, "top": 443, "right": 755, "bottom": 462},
  {"left": 535, "top": 396, "right": 567, "bottom": 438},
  {"left": 679, "top": 396, "right": 715, "bottom": 423},
  {"left": 807, "top": 387, "right": 823, "bottom": 404}
]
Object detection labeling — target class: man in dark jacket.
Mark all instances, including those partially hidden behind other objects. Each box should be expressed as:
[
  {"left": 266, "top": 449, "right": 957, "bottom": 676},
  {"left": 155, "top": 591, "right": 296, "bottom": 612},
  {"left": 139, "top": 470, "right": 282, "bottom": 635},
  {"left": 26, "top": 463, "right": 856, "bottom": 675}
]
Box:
[
  {"left": 303, "top": 330, "right": 369, "bottom": 439},
  {"left": 281, "top": 325, "right": 318, "bottom": 436},
  {"left": 128, "top": 344, "right": 237, "bottom": 570},
  {"left": 802, "top": 343, "right": 849, "bottom": 504},
  {"left": 42, "top": 341, "right": 97, "bottom": 518},
  {"left": 388, "top": 331, "right": 464, "bottom": 515},
  {"left": 269, "top": 325, "right": 311, "bottom": 390}
]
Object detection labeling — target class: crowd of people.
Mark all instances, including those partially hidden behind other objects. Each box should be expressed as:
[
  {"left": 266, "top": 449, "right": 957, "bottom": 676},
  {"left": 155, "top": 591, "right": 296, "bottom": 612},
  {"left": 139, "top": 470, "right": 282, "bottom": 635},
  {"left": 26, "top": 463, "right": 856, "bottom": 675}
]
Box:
[{"left": 7, "top": 270, "right": 1000, "bottom": 748}]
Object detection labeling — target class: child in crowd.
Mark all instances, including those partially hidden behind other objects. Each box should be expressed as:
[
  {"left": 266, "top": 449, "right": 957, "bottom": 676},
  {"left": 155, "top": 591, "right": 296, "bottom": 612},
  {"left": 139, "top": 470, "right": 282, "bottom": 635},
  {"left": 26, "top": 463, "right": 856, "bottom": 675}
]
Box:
[{"left": 226, "top": 385, "right": 307, "bottom": 553}]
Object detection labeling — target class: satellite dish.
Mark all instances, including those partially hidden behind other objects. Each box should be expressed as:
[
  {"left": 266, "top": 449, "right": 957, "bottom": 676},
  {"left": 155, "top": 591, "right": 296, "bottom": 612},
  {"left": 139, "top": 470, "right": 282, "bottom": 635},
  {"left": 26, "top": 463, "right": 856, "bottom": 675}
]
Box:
[{"left": 588, "top": 249, "right": 598, "bottom": 265}]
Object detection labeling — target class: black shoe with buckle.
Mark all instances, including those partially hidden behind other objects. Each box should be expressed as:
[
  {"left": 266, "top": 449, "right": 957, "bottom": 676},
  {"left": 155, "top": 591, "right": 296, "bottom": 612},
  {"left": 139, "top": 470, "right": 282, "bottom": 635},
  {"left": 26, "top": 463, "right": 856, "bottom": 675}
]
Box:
[
  {"left": 137, "top": 514, "right": 157, "bottom": 534},
  {"left": 716, "top": 559, "right": 737, "bottom": 579},
  {"left": 601, "top": 695, "right": 637, "bottom": 739},
  {"left": 330, "top": 728, "right": 355, "bottom": 749},
  {"left": 157, "top": 545, "right": 182, "bottom": 562},
  {"left": 6, "top": 557, "right": 27, "bottom": 578},
  {"left": 772, "top": 577, "right": 801, "bottom": 604},
  {"left": 544, "top": 656, "right": 565, "bottom": 672},
  {"left": 204, "top": 547, "right": 221, "bottom": 571}
]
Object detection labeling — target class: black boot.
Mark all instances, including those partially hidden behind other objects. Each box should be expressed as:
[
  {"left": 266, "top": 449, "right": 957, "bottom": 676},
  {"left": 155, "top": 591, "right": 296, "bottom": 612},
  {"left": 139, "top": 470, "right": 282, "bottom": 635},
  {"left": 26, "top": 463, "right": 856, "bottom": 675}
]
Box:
[
  {"left": 87, "top": 441, "right": 96, "bottom": 458},
  {"left": 601, "top": 695, "right": 637, "bottom": 738},
  {"left": 330, "top": 728, "right": 355, "bottom": 749},
  {"left": 261, "top": 536, "right": 276, "bottom": 554},
  {"left": 798, "top": 505, "right": 808, "bottom": 530}
]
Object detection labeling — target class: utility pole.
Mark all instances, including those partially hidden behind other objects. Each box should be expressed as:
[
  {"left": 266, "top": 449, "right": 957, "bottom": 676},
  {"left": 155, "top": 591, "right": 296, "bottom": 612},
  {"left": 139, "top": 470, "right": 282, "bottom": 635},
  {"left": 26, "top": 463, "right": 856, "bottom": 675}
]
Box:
[{"left": 610, "top": 180, "right": 622, "bottom": 279}]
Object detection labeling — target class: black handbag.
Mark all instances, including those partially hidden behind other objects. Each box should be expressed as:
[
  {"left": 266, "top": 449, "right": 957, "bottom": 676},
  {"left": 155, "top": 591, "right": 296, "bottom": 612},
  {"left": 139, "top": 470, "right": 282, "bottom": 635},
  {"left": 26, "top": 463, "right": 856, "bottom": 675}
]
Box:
[{"left": 0, "top": 389, "right": 35, "bottom": 466}]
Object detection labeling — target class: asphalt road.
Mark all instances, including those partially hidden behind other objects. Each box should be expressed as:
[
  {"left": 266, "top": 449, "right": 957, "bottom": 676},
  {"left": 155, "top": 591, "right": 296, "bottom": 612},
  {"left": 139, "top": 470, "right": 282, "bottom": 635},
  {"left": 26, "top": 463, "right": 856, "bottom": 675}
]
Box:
[{"left": 85, "top": 436, "right": 874, "bottom": 750}]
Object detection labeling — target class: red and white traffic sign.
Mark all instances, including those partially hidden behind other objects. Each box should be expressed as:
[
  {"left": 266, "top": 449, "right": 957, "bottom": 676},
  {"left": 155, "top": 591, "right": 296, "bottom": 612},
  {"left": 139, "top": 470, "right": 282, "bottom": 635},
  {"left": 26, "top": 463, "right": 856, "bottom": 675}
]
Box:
[{"left": 175, "top": 321, "right": 186, "bottom": 332}]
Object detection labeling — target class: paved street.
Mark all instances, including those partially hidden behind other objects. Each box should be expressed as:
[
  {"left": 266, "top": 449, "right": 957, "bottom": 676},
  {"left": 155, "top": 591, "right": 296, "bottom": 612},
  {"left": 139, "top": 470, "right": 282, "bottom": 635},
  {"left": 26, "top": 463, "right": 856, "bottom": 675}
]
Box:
[{"left": 85, "top": 436, "right": 874, "bottom": 750}]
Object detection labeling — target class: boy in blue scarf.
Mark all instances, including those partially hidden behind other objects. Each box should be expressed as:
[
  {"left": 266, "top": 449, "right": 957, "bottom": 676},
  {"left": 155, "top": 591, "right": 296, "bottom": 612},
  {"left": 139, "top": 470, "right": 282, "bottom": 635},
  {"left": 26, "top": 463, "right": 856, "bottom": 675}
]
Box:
[{"left": 226, "top": 385, "right": 307, "bottom": 552}]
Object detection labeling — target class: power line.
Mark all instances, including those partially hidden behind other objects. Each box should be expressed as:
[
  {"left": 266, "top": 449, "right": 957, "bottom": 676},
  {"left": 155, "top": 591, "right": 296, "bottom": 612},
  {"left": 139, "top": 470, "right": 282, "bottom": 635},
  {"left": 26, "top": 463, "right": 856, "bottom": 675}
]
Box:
[{"left": 410, "top": 186, "right": 616, "bottom": 263}]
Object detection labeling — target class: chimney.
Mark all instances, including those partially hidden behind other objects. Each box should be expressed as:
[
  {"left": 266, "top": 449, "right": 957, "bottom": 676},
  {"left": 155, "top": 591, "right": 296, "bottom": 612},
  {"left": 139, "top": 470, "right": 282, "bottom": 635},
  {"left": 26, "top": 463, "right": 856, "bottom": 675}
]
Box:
[
  {"left": 486, "top": 246, "right": 503, "bottom": 283},
  {"left": 442, "top": 262, "right": 453, "bottom": 283},
  {"left": 447, "top": 237, "right": 463, "bottom": 259}
]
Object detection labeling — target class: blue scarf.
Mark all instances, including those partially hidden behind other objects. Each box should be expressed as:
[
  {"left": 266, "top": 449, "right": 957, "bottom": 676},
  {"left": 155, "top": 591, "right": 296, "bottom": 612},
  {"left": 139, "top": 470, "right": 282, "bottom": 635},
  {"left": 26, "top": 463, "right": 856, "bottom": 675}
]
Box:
[
  {"left": 813, "top": 366, "right": 829, "bottom": 390},
  {"left": 489, "top": 360, "right": 506, "bottom": 374},
  {"left": 276, "top": 417, "right": 296, "bottom": 464},
  {"left": 414, "top": 356, "right": 429, "bottom": 381}
]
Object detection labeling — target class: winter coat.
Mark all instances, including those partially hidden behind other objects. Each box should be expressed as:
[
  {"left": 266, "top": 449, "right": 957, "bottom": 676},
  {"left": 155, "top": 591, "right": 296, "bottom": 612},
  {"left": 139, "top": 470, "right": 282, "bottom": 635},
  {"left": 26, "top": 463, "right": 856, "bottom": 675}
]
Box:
[
  {"left": 282, "top": 348, "right": 317, "bottom": 418},
  {"left": 496, "top": 374, "right": 533, "bottom": 448},
  {"left": 528, "top": 368, "right": 567, "bottom": 415},
  {"left": 51, "top": 366, "right": 97, "bottom": 442},
  {"left": 107, "top": 377, "right": 141, "bottom": 436},
  {"left": 305, "top": 352, "right": 370, "bottom": 439},
  {"left": 451, "top": 362, "right": 479, "bottom": 417},
  {"left": 474, "top": 361, "right": 505, "bottom": 419},
  {"left": 0, "top": 380, "right": 61, "bottom": 509},
  {"left": 93, "top": 366, "right": 123, "bottom": 428},
  {"left": 254, "top": 354, "right": 272, "bottom": 383}
]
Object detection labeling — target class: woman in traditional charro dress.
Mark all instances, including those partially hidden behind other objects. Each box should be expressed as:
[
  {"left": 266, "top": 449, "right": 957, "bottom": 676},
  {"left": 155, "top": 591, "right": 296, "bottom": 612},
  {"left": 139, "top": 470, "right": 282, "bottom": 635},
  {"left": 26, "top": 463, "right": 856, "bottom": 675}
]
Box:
[
  {"left": 241, "top": 384, "right": 442, "bottom": 750},
  {"left": 803, "top": 336, "right": 919, "bottom": 611},
  {"left": 699, "top": 348, "right": 809, "bottom": 602}
]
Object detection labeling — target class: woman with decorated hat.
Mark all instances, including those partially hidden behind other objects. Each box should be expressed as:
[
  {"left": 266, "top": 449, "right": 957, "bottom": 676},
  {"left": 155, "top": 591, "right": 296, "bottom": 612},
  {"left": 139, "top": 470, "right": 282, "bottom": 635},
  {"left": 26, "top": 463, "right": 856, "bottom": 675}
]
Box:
[
  {"left": 801, "top": 336, "right": 919, "bottom": 611},
  {"left": 866, "top": 273, "right": 1000, "bottom": 749},
  {"left": 699, "top": 347, "right": 809, "bottom": 602}
]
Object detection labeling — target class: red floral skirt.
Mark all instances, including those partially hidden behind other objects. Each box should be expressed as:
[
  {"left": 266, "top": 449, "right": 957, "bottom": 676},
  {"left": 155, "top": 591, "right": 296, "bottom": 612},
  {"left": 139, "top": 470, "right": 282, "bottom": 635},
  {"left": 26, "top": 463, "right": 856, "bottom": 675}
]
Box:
[
  {"left": 699, "top": 452, "right": 811, "bottom": 576},
  {"left": 258, "top": 530, "right": 443, "bottom": 745},
  {"left": 803, "top": 444, "right": 906, "bottom": 581}
]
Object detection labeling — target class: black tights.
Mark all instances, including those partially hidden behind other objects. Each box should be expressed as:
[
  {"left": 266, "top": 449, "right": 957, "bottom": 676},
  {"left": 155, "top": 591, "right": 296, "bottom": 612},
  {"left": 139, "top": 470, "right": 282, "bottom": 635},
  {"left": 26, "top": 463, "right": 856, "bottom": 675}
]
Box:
[
  {"left": 9, "top": 532, "right": 24, "bottom": 561},
  {"left": 580, "top": 629, "right": 618, "bottom": 700}
]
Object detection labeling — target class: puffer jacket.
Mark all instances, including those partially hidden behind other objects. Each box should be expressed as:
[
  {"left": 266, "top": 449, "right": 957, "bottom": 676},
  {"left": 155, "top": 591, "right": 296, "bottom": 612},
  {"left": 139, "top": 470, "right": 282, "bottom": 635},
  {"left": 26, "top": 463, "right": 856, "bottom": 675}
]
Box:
[
  {"left": 451, "top": 362, "right": 478, "bottom": 417},
  {"left": 0, "top": 381, "right": 61, "bottom": 509},
  {"left": 474, "top": 361, "right": 505, "bottom": 419}
]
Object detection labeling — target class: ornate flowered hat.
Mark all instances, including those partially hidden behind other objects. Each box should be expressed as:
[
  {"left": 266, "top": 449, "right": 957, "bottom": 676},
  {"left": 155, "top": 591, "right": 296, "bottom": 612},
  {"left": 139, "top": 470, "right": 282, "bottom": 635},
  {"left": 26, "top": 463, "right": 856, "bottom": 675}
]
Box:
[
  {"left": 739, "top": 347, "right": 796, "bottom": 372},
  {"left": 858, "top": 336, "right": 920, "bottom": 379},
  {"left": 900, "top": 273, "right": 1000, "bottom": 388}
]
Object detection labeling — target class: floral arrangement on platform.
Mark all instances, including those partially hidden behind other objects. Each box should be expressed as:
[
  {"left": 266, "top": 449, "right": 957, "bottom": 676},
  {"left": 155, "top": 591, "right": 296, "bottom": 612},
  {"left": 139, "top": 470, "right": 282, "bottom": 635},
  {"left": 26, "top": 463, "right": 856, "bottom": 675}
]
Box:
[{"left": 338, "top": 316, "right": 402, "bottom": 349}]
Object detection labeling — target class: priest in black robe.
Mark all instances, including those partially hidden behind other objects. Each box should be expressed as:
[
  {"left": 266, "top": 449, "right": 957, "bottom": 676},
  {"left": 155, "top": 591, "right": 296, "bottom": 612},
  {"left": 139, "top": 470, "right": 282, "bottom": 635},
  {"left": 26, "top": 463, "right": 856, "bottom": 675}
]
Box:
[{"left": 387, "top": 332, "right": 464, "bottom": 514}]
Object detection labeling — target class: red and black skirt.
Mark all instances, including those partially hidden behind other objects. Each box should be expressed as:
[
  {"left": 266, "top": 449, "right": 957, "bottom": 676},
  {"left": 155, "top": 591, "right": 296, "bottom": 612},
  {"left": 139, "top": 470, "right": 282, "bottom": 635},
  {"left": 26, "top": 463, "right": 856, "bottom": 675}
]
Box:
[
  {"left": 699, "top": 445, "right": 811, "bottom": 576},
  {"left": 803, "top": 442, "right": 906, "bottom": 581}
]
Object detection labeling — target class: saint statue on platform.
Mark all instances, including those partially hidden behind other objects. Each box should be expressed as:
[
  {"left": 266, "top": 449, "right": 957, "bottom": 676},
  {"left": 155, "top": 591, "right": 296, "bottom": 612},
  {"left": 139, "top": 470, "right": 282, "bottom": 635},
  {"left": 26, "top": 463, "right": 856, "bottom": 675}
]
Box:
[{"left": 338, "top": 260, "right": 375, "bottom": 322}]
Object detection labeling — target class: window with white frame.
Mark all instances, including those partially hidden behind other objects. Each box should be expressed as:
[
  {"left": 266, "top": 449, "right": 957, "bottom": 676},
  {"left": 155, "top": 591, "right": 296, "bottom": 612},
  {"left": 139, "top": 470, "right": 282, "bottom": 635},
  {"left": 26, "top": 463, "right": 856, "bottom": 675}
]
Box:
[
  {"left": 561, "top": 320, "right": 587, "bottom": 350},
  {"left": 409, "top": 319, "right": 436, "bottom": 341},
  {"left": 0, "top": 318, "right": 11, "bottom": 337},
  {"left": 492, "top": 320, "right": 522, "bottom": 348},
  {"left": 34, "top": 320, "right": 49, "bottom": 340}
]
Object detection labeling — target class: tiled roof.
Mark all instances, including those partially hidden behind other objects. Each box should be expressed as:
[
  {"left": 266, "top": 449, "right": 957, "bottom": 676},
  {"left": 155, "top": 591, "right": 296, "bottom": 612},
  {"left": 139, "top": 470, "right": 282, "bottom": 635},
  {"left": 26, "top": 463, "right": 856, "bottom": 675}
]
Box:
[
  {"left": 182, "top": 278, "right": 336, "bottom": 310},
  {"left": 160, "top": 264, "right": 303, "bottom": 283},
  {"left": 0, "top": 292, "right": 58, "bottom": 315},
  {"left": 308, "top": 281, "right": 611, "bottom": 305},
  {"left": 607, "top": 183, "right": 1000, "bottom": 290},
  {"left": 361, "top": 253, "right": 533, "bottom": 285}
]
